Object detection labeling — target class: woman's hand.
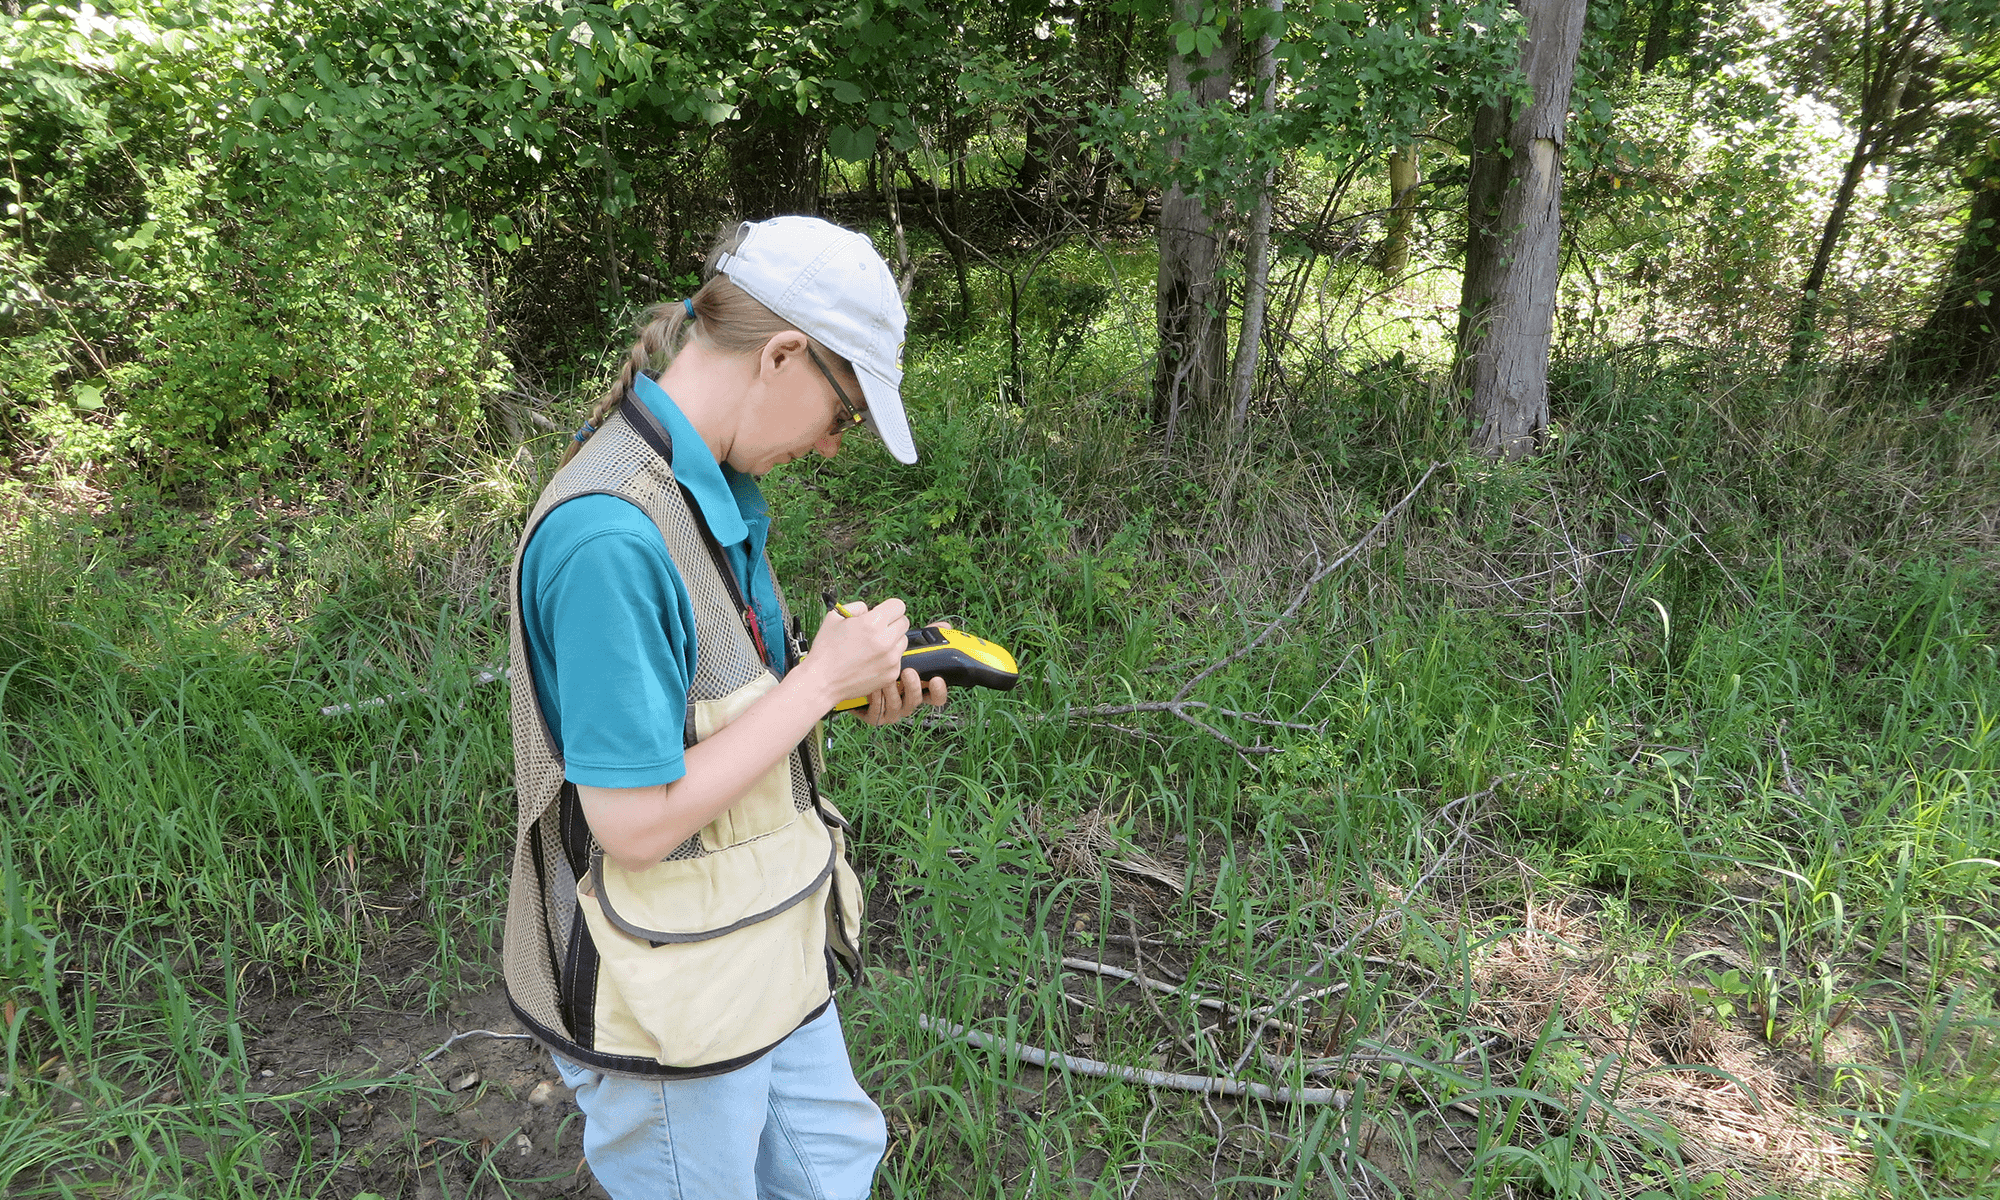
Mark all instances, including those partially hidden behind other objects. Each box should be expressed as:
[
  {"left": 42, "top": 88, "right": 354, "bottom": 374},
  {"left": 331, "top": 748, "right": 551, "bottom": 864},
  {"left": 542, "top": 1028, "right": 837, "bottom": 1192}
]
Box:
[
  {"left": 856, "top": 622, "right": 951, "bottom": 726},
  {"left": 798, "top": 598, "right": 910, "bottom": 707}
]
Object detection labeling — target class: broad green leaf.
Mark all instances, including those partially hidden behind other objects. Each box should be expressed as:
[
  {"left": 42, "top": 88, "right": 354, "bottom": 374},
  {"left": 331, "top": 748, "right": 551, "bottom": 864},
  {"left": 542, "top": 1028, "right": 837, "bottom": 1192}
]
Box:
[{"left": 826, "top": 123, "right": 876, "bottom": 163}]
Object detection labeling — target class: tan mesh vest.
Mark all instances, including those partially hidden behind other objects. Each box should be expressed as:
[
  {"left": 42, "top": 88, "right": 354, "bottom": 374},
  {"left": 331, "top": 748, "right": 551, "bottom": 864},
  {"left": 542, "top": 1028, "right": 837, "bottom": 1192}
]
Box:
[{"left": 502, "top": 394, "right": 864, "bottom": 1077}]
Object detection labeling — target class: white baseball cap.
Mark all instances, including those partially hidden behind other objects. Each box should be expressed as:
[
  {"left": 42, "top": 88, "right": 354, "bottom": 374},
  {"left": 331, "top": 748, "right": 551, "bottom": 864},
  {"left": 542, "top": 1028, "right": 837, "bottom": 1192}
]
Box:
[{"left": 712, "top": 216, "right": 917, "bottom": 464}]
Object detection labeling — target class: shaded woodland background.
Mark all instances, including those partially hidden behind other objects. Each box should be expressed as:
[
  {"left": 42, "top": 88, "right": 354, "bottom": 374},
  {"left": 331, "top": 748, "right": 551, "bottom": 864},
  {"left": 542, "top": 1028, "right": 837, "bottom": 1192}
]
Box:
[{"left": 3, "top": 0, "right": 1996, "bottom": 486}]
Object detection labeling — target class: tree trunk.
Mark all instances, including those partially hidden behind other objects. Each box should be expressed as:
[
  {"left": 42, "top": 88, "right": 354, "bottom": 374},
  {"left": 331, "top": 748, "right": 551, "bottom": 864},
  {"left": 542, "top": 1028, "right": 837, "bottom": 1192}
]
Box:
[
  {"left": 1895, "top": 152, "right": 2000, "bottom": 393},
  {"left": 1231, "top": 0, "right": 1284, "bottom": 433},
  {"left": 1454, "top": 0, "right": 1588, "bottom": 460},
  {"left": 901, "top": 154, "right": 972, "bottom": 325},
  {"left": 1153, "top": 0, "right": 1234, "bottom": 441},
  {"left": 724, "top": 104, "right": 822, "bottom": 220},
  {"left": 1377, "top": 146, "right": 1420, "bottom": 278},
  {"left": 1785, "top": 1, "right": 1923, "bottom": 371},
  {"left": 1640, "top": 0, "right": 1674, "bottom": 74},
  {"left": 598, "top": 117, "right": 624, "bottom": 306},
  {"left": 1018, "top": 94, "right": 1053, "bottom": 196},
  {"left": 882, "top": 147, "right": 915, "bottom": 299},
  {"left": 1786, "top": 140, "right": 1872, "bottom": 370}
]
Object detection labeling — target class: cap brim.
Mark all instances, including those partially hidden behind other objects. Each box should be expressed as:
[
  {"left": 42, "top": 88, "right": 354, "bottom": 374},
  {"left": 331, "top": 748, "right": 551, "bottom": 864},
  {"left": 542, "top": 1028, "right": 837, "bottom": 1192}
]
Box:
[{"left": 856, "top": 368, "right": 917, "bottom": 464}]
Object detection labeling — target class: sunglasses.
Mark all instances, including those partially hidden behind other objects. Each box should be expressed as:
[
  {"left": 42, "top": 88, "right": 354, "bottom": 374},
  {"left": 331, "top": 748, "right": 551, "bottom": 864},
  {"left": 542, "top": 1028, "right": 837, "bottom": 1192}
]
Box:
[{"left": 806, "top": 345, "right": 867, "bottom": 438}]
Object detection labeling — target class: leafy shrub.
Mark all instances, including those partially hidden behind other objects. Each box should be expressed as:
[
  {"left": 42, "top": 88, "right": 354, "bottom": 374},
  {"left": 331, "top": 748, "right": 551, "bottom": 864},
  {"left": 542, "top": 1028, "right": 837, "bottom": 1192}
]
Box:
[
  {"left": 3, "top": 0, "right": 507, "bottom": 491},
  {"left": 110, "top": 183, "right": 506, "bottom": 486}
]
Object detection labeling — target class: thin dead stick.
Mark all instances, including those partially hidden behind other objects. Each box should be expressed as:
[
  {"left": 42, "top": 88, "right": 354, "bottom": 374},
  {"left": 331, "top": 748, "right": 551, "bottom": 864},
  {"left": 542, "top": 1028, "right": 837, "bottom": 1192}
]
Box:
[
  {"left": 1249, "top": 980, "right": 1348, "bottom": 1016},
  {"left": 1277, "top": 1035, "right": 1505, "bottom": 1078},
  {"left": 1061, "top": 957, "right": 1308, "bottom": 1037},
  {"left": 359, "top": 1028, "right": 536, "bottom": 1096},
  {"left": 1122, "top": 1092, "right": 1161, "bottom": 1200},
  {"left": 919, "top": 1015, "right": 1352, "bottom": 1106},
  {"left": 421, "top": 1028, "right": 535, "bottom": 1064},
  {"left": 1227, "top": 781, "right": 1494, "bottom": 1078},
  {"left": 1173, "top": 461, "right": 1444, "bottom": 706},
  {"left": 320, "top": 667, "right": 510, "bottom": 717}
]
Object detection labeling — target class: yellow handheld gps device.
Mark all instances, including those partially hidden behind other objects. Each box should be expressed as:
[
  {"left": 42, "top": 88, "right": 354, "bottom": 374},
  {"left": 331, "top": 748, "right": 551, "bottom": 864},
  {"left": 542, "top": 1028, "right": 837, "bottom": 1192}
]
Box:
[{"left": 832, "top": 624, "right": 1021, "bottom": 713}]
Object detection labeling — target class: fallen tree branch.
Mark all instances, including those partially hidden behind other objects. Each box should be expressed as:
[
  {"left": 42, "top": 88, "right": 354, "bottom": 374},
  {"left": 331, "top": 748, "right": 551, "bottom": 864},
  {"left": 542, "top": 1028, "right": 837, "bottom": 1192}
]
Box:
[
  {"left": 1040, "top": 463, "right": 1446, "bottom": 757},
  {"left": 358, "top": 1028, "right": 536, "bottom": 1096},
  {"left": 420, "top": 1028, "right": 534, "bottom": 1064},
  {"left": 918, "top": 1014, "right": 1352, "bottom": 1106},
  {"left": 319, "top": 667, "right": 510, "bottom": 717},
  {"left": 1067, "top": 701, "right": 1319, "bottom": 731}
]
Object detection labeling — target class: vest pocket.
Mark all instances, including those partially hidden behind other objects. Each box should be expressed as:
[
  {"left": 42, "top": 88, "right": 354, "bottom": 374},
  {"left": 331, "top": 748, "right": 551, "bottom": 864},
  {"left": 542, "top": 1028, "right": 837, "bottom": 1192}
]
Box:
[
  {"left": 577, "top": 875, "right": 835, "bottom": 1067},
  {"left": 594, "top": 814, "right": 835, "bottom": 942},
  {"left": 689, "top": 676, "right": 804, "bottom": 850}
]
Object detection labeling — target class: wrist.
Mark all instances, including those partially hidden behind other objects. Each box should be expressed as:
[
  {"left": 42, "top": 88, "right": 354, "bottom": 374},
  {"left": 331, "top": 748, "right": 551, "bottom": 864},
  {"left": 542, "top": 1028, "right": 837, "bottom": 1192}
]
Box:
[{"left": 786, "top": 656, "right": 844, "bottom": 713}]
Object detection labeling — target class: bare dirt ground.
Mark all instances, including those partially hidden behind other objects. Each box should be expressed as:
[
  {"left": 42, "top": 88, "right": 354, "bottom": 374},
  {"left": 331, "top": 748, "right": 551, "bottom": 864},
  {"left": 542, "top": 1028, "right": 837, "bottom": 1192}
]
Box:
[{"left": 243, "top": 983, "right": 599, "bottom": 1198}]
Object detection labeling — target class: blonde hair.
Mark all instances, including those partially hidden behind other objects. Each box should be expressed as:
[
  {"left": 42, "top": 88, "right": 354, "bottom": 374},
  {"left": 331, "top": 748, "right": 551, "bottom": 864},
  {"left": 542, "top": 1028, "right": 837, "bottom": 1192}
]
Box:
[{"left": 560, "top": 226, "right": 850, "bottom": 468}]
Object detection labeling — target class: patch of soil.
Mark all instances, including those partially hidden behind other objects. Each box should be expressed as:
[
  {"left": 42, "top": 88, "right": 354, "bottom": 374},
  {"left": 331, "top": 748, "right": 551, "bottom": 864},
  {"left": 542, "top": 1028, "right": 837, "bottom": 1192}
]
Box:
[{"left": 243, "top": 984, "right": 602, "bottom": 1198}]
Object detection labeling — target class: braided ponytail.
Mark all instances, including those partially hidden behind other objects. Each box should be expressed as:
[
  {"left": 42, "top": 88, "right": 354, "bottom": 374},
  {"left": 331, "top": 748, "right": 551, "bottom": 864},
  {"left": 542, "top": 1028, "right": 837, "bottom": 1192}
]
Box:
[
  {"left": 557, "top": 222, "right": 853, "bottom": 470},
  {"left": 559, "top": 302, "right": 689, "bottom": 468}
]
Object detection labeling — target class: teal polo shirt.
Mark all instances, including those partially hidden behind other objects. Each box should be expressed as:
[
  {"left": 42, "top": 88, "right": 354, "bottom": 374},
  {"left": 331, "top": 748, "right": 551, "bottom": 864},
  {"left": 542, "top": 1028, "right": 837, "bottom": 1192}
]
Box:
[{"left": 519, "top": 376, "right": 789, "bottom": 789}]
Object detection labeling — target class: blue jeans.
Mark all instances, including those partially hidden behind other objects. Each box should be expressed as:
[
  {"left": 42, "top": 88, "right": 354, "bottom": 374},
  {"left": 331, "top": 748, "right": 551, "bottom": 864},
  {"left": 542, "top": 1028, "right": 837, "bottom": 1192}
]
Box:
[{"left": 552, "top": 999, "right": 887, "bottom": 1200}]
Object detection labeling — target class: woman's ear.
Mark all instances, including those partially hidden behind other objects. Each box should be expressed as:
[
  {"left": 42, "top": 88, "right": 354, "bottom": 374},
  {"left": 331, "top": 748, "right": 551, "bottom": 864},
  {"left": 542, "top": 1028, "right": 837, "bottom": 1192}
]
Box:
[{"left": 759, "top": 330, "right": 812, "bottom": 379}]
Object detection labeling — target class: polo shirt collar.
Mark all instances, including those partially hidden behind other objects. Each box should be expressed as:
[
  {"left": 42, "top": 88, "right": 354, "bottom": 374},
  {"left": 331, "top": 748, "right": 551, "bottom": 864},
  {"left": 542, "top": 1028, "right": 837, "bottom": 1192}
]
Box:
[{"left": 630, "top": 374, "right": 749, "bottom": 548}]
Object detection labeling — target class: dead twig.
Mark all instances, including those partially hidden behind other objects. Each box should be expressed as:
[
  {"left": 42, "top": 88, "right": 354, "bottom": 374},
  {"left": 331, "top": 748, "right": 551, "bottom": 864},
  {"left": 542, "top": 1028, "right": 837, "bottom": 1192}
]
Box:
[
  {"left": 1173, "top": 462, "right": 1445, "bottom": 708},
  {"left": 1066, "top": 700, "right": 1320, "bottom": 731},
  {"left": 1061, "top": 956, "right": 1309, "bottom": 1037},
  {"left": 1046, "top": 464, "right": 1444, "bottom": 758},
  {"left": 919, "top": 1015, "right": 1353, "bottom": 1106},
  {"left": 359, "top": 1028, "right": 536, "bottom": 1097}
]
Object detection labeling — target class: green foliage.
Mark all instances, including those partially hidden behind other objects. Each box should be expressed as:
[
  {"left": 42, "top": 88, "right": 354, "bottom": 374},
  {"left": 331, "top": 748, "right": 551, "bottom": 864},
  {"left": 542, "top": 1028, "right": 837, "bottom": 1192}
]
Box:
[
  {"left": 115, "top": 187, "right": 503, "bottom": 484},
  {"left": 1087, "top": 0, "right": 1525, "bottom": 217}
]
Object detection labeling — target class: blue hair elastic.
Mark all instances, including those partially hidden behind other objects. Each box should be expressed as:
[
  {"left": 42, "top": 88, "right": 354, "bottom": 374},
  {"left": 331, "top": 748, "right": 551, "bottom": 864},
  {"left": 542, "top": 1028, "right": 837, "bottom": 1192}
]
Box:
[
  {"left": 572, "top": 419, "right": 598, "bottom": 444},
  {"left": 683, "top": 297, "right": 695, "bottom": 319}
]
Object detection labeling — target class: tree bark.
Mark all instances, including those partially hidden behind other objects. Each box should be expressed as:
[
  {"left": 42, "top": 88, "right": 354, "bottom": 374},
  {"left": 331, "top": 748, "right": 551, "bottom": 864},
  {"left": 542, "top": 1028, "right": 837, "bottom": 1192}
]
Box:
[
  {"left": 1454, "top": 0, "right": 1588, "bottom": 460},
  {"left": 1230, "top": 0, "right": 1284, "bottom": 433},
  {"left": 1640, "top": 0, "right": 1674, "bottom": 74},
  {"left": 882, "top": 147, "right": 915, "bottom": 300},
  {"left": 1377, "top": 147, "right": 1420, "bottom": 278},
  {"left": 724, "top": 103, "right": 822, "bottom": 219},
  {"left": 900, "top": 154, "right": 972, "bottom": 325},
  {"left": 1787, "top": 140, "right": 1873, "bottom": 370},
  {"left": 1153, "top": 0, "right": 1234, "bottom": 441},
  {"left": 1894, "top": 150, "right": 2000, "bottom": 393}
]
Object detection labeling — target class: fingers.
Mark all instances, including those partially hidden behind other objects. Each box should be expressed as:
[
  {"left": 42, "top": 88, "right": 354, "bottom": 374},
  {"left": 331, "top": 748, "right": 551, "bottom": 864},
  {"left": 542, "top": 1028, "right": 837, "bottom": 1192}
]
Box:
[
  {"left": 817, "top": 598, "right": 913, "bottom": 702},
  {"left": 860, "top": 669, "right": 935, "bottom": 725}
]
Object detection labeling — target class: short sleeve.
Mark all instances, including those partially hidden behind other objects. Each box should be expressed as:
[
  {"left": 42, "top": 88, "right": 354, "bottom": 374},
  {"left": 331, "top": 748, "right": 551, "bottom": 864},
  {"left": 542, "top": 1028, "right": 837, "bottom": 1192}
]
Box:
[{"left": 519, "top": 495, "right": 698, "bottom": 788}]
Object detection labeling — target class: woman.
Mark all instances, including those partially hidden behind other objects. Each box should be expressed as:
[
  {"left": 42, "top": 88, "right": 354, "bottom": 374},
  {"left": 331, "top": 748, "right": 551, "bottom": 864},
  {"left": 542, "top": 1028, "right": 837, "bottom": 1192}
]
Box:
[{"left": 500, "top": 216, "right": 940, "bottom": 1199}]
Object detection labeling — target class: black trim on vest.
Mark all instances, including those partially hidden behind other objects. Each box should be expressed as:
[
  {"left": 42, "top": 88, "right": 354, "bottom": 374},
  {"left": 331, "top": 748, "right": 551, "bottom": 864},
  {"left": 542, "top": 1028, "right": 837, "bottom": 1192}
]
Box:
[
  {"left": 619, "top": 384, "right": 677, "bottom": 464},
  {"left": 556, "top": 781, "right": 600, "bottom": 1046},
  {"left": 561, "top": 903, "right": 599, "bottom": 1048},
  {"left": 557, "top": 780, "right": 593, "bottom": 876},
  {"left": 507, "top": 993, "right": 831, "bottom": 1081},
  {"left": 797, "top": 732, "right": 861, "bottom": 981},
  {"left": 683, "top": 481, "right": 779, "bottom": 674},
  {"left": 529, "top": 804, "right": 569, "bottom": 1031}
]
